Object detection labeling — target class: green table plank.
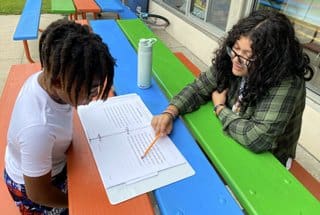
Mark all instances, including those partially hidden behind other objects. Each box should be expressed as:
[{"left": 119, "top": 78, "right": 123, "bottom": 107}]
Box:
[
  {"left": 117, "top": 18, "right": 320, "bottom": 215},
  {"left": 51, "top": 0, "right": 75, "bottom": 14}
]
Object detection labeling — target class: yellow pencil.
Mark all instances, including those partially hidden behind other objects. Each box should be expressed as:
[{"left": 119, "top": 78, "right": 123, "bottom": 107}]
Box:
[{"left": 141, "top": 133, "right": 161, "bottom": 159}]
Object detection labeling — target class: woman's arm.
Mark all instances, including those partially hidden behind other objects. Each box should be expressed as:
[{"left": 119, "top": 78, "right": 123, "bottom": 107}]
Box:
[
  {"left": 152, "top": 67, "right": 217, "bottom": 136},
  {"left": 217, "top": 78, "right": 304, "bottom": 153},
  {"left": 170, "top": 67, "right": 217, "bottom": 114}
]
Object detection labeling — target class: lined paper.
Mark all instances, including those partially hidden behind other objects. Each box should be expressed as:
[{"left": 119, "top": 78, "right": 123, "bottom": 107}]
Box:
[{"left": 78, "top": 94, "right": 186, "bottom": 188}]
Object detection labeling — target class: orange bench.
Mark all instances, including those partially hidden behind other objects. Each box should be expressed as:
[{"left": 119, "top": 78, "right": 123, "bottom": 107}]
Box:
[
  {"left": 174, "top": 52, "right": 201, "bottom": 77},
  {"left": 72, "top": 0, "right": 101, "bottom": 20},
  {"left": 175, "top": 51, "right": 320, "bottom": 202},
  {"left": 75, "top": 19, "right": 89, "bottom": 25},
  {"left": 291, "top": 160, "right": 320, "bottom": 201}
]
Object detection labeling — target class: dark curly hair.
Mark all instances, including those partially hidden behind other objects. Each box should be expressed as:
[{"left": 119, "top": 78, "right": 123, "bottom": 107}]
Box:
[
  {"left": 213, "top": 9, "right": 313, "bottom": 103},
  {"left": 39, "top": 19, "right": 115, "bottom": 105}
]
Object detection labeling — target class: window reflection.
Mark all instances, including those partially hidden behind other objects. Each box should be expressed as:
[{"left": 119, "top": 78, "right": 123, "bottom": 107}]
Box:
[
  {"left": 161, "top": 0, "right": 230, "bottom": 31},
  {"left": 206, "top": 0, "right": 230, "bottom": 30},
  {"left": 164, "top": 0, "right": 187, "bottom": 13},
  {"left": 258, "top": 0, "right": 320, "bottom": 95},
  {"left": 191, "top": 0, "right": 207, "bottom": 20}
]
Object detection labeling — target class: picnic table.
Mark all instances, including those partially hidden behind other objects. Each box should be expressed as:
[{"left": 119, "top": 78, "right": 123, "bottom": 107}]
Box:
[
  {"left": 51, "top": 0, "right": 125, "bottom": 20},
  {"left": 66, "top": 19, "right": 243, "bottom": 215}
]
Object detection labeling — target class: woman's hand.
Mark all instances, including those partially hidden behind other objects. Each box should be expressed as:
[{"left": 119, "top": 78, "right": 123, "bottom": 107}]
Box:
[
  {"left": 212, "top": 89, "right": 228, "bottom": 114},
  {"left": 151, "top": 113, "right": 173, "bottom": 136},
  {"left": 151, "top": 105, "right": 178, "bottom": 136}
]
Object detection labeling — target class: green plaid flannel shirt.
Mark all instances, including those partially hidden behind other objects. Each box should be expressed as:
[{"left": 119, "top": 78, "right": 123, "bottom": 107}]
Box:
[{"left": 170, "top": 67, "right": 306, "bottom": 164}]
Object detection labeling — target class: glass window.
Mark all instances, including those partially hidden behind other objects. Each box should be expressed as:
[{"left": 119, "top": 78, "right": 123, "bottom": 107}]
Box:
[
  {"left": 162, "top": 0, "right": 231, "bottom": 31},
  {"left": 163, "top": 0, "right": 187, "bottom": 13},
  {"left": 206, "top": 0, "right": 230, "bottom": 30},
  {"left": 190, "top": 0, "right": 207, "bottom": 20},
  {"left": 257, "top": 0, "right": 320, "bottom": 96}
]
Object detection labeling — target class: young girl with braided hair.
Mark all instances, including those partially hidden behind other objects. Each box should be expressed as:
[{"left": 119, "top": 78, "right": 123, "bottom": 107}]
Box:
[{"left": 4, "top": 19, "right": 115, "bottom": 214}]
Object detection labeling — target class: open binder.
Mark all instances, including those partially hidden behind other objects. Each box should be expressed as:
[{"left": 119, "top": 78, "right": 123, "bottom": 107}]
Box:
[{"left": 77, "top": 93, "right": 195, "bottom": 204}]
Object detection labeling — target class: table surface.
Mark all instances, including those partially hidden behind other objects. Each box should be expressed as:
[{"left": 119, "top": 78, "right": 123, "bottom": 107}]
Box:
[
  {"left": 51, "top": 0, "right": 124, "bottom": 15},
  {"left": 68, "top": 114, "right": 155, "bottom": 215},
  {"left": 116, "top": 18, "right": 320, "bottom": 215},
  {"left": 66, "top": 19, "right": 243, "bottom": 215}
]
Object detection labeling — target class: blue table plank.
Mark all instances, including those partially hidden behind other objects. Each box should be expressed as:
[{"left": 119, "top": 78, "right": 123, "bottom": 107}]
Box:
[
  {"left": 90, "top": 19, "right": 243, "bottom": 215},
  {"left": 94, "top": 0, "right": 124, "bottom": 12},
  {"left": 13, "top": 0, "right": 42, "bottom": 40},
  {"left": 119, "top": 5, "right": 137, "bottom": 19}
]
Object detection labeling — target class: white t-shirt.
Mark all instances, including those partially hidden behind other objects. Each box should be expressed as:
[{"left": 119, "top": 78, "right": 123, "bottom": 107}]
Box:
[{"left": 5, "top": 71, "right": 73, "bottom": 184}]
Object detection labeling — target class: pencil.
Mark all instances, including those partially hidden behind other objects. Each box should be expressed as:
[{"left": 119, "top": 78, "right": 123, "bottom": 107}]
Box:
[{"left": 141, "top": 133, "right": 161, "bottom": 159}]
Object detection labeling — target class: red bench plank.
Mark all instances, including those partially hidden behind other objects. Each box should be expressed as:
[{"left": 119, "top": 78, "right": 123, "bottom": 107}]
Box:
[
  {"left": 75, "top": 19, "right": 89, "bottom": 26},
  {"left": 73, "top": 0, "right": 101, "bottom": 12},
  {"left": 174, "top": 52, "right": 201, "bottom": 77},
  {"left": 72, "top": 0, "right": 101, "bottom": 19},
  {"left": 290, "top": 160, "right": 320, "bottom": 201}
]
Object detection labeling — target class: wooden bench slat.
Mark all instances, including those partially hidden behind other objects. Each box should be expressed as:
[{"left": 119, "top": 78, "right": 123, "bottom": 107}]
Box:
[
  {"left": 72, "top": 0, "right": 101, "bottom": 13},
  {"left": 95, "top": 0, "right": 124, "bottom": 12},
  {"left": 13, "top": 13, "right": 40, "bottom": 40},
  {"left": 117, "top": 18, "right": 320, "bottom": 215},
  {"left": 13, "top": 0, "right": 42, "bottom": 40},
  {"left": 174, "top": 52, "right": 201, "bottom": 77},
  {"left": 119, "top": 6, "right": 137, "bottom": 19},
  {"left": 74, "top": 19, "right": 89, "bottom": 26},
  {"left": 13, "top": 0, "right": 42, "bottom": 63},
  {"left": 290, "top": 160, "right": 320, "bottom": 201},
  {"left": 51, "top": 0, "right": 76, "bottom": 14}
]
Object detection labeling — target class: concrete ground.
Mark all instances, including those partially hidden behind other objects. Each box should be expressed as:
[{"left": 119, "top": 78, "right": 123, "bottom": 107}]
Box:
[{"left": 0, "top": 14, "right": 319, "bottom": 181}]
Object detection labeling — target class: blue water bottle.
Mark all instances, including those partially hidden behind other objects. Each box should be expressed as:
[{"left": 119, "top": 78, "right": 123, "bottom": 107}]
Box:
[{"left": 137, "top": 38, "right": 157, "bottom": 89}]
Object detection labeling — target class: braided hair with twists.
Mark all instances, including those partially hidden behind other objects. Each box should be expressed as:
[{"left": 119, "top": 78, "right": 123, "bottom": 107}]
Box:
[{"left": 39, "top": 19, "right": 115, "bottom": 106}]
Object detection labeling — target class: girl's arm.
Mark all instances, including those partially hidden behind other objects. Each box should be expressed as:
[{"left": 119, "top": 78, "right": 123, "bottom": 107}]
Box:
[{"left": 24, "top": 171, "right": 68, "bottom": 208}]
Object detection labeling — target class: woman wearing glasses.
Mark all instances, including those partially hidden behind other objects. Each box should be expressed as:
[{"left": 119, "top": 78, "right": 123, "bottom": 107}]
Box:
[{"left": 151, "top": 9, "right": 313, "bottom": 168}]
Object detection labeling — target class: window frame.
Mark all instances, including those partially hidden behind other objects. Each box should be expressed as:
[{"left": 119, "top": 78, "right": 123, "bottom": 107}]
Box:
[{"left": 152, "top": 0, "right": 255, "bottom": 38}]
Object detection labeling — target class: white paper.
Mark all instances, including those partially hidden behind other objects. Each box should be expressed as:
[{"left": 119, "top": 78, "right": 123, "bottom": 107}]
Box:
[{"left": 78, "top": 94, "right": 187, "bottom": 188}]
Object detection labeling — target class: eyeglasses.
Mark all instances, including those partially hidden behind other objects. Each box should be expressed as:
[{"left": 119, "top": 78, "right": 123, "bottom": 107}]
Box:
[{"left": 226, "top": 46, "right": 254, "bottom": 67}]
